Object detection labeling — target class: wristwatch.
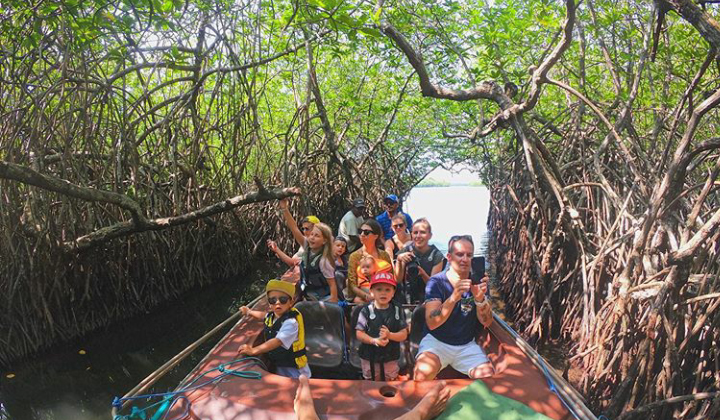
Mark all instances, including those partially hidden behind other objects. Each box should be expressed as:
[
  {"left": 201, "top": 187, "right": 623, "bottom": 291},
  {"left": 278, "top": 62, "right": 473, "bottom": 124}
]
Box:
[{"left": 475, "top": 299, "right": 489, "bottom": 308}]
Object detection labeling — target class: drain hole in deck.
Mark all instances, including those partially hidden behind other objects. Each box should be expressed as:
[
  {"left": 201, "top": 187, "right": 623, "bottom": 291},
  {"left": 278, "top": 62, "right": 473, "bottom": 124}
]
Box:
[{"left": 379, "top": 386, "right": 397, "bottom": 398}]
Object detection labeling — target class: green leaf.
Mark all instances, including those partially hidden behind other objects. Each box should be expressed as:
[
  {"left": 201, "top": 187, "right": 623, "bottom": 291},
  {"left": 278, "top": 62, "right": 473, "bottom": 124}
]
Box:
[
  {"left": 161, "top": 0, "right": 173, "bottom": 13},
  {"left": 372, "top": 7, "right": 382, "bottom": 24},
  {"left": 359, "top": 27, "right": 382, "bottom": 38}
]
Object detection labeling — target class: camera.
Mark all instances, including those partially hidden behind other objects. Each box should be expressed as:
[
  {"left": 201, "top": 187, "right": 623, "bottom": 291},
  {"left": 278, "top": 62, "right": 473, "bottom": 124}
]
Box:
[{"left": 406, "top": 263, "right": 419, "bottom": 279}]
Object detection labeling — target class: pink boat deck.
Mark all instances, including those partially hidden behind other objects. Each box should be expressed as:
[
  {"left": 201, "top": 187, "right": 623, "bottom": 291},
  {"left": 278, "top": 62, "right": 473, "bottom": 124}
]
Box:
[{"left": 164, "top": 296, "right": 573, "bottom": 420}]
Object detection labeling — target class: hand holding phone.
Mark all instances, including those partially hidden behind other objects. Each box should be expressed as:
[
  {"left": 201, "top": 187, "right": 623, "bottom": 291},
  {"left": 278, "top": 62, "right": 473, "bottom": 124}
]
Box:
[{"left": 470, "top": 256, "right": 486, "bottom": 285}]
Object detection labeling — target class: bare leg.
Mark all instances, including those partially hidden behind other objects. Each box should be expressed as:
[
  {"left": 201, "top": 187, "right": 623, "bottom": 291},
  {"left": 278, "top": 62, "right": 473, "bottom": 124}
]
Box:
[
  {"left": 395, "top": 381, "right": 451, "bottom": 420},
  {"left": 294, "top": 374, "right": 320, "bottom": 420},
  {"left": 468, "top": 362, "right": 494, "bottom": 379},
  {"left": 414, "top": 352, "right": 442, "bottom": 381}
]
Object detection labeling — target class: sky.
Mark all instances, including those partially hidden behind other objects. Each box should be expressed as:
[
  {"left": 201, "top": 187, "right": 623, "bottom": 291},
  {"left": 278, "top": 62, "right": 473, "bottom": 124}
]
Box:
[{"left": 426, "top": 165, "right": 482, "bottom": 185}]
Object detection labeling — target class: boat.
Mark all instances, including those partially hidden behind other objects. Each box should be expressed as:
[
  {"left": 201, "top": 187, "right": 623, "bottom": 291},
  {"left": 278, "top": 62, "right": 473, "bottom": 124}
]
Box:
[{"left": 112, "top": 270, "right": 598, "bottom": 420}]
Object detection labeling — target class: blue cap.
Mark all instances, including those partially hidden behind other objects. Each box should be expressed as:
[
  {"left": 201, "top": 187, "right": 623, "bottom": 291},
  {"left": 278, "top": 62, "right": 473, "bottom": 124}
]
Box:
[{"left": 384, "top": 194, "right": 399, "bottom": 203}]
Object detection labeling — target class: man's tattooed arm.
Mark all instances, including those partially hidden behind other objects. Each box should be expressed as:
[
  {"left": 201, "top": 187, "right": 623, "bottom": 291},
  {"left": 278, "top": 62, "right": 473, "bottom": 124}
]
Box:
[{"left": 425, "top": 300, "right": 453, "bottom": 329}]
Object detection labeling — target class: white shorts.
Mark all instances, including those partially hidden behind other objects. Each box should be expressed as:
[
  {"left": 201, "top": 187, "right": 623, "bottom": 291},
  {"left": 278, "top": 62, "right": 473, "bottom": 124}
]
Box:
[{"left": 417, "top": 333, "right": 489, "bottom": 376}]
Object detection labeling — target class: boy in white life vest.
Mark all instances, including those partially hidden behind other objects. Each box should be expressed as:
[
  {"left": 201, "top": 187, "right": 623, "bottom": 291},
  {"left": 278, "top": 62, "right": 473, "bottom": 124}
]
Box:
[
  {"left": 238, "top": 279, "right": 311, "bottom": 378},
  {"left": 355, "top": 271, "right": 408, "bottom": 381}
]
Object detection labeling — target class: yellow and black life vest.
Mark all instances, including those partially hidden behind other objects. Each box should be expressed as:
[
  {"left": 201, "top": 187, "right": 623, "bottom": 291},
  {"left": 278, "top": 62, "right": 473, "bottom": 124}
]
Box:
[{"left": 263, "top": 308, "right": 308, "bottom": 369}]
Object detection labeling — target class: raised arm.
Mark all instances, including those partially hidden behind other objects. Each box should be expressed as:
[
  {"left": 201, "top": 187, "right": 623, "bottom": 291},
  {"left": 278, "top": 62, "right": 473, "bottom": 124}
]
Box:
[
  {"left": 267, "top": 239, "right": 300, "bottom": 267},
  {"left": 239, "top": 306, "right": 267, "bottom": 321},
  {"left": 278, "top": 199, "right": 306, "bottom": 247}
]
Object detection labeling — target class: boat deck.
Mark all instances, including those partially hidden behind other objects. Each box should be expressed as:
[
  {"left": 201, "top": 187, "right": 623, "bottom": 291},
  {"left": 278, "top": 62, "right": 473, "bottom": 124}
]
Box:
[{"left": 163, "top": 296, "right": 574, "bottom": 420}]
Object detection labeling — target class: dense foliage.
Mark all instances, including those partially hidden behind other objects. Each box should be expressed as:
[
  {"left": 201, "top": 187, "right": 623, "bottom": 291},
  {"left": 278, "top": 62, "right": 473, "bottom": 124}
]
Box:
[{"left": 3, "top": 0, "right": 720, "bottom": 418}]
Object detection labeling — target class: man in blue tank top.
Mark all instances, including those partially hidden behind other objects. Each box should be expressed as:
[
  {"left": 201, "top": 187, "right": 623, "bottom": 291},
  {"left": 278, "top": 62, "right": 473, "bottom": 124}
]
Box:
[
  {"left": 375, "top": 194, "right": 412, "bottom": 240},
  {"left": 414, "top": 235, "right": 494, "bottom": 381}
]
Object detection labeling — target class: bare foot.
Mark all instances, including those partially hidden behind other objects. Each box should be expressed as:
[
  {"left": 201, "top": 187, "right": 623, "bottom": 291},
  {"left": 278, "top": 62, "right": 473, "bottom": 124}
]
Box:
[
  {"left": 294, "top": 374, "right": 320, "bottom": 420},
  {"left": 396, "top": 381, "right": 451, "bottom": 420}
]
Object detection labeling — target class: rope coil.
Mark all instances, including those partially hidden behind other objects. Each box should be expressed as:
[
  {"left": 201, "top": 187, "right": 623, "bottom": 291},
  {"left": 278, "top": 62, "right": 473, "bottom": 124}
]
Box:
[{"left": 112, "top": 357, "right": 264, "bottom": 420}]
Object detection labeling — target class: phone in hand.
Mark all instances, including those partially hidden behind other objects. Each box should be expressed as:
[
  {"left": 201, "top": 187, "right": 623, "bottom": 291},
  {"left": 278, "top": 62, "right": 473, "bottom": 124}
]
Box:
[{"left": 471, "top": 256, "right": 486, "bottom": 285}]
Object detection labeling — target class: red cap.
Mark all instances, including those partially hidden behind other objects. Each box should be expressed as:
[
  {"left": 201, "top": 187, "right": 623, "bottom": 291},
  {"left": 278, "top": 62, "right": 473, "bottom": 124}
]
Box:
[{"left": 370, "top": 271, "right": 397, "bottom": 288}]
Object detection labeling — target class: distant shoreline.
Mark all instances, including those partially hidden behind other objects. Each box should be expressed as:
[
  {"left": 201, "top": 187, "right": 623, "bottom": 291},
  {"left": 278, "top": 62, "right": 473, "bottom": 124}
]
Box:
[{"left": 416, "top": 182, "right": 485, "bottom": 188}]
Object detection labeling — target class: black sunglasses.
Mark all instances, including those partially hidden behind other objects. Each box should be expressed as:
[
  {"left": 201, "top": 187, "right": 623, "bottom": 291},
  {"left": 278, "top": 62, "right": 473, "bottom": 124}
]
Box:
[
  {"left": 268, "top": 296, "right": 291, "bottom": 305},
  {"left": 301, "top": 226, "right": 311, "bottom": 232},
  {"left": 392, "top": 223, "right": 405, "bottom": 229},
  {"left": 359, "top": 228, "right": 375, "bottom": 236}
]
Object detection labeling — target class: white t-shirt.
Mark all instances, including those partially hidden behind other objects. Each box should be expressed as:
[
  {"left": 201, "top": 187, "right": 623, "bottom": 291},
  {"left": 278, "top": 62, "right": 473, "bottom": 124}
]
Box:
[
  {"left": 275, "top": 318, "right": 312, "bottom": 377},
  {"left": 338, "top": 210, "right": 363, "bottom": 240}
]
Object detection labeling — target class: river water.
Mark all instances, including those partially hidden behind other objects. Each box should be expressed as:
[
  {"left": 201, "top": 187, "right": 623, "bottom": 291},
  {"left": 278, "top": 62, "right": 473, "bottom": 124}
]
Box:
[{"left": 0, "top": 186, "right": 490, "bottom": 420}]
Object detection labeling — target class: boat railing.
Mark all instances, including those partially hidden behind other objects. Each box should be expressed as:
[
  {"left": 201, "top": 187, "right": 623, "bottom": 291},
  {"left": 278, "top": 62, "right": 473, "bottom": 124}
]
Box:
[
  {"left": 492, "top": 313, "right": 599, "bottom": 420},
  {"left": 110, "top": 294, "right": 264, "bottom": 419}
]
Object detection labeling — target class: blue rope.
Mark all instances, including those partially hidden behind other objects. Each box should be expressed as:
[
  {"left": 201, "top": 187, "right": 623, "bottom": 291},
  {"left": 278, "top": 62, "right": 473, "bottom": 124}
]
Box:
[
  {"left": 492, "top": 316, "right": 592, "bottom": 420},
  {"left": 113, "top": 357, "right": 264, "bottom": 420}
]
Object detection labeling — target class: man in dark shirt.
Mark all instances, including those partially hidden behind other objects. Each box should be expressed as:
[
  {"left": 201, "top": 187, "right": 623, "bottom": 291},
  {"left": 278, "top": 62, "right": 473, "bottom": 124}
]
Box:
[{"left": 414, "top": 235, "right": 494, "bottom": 381}]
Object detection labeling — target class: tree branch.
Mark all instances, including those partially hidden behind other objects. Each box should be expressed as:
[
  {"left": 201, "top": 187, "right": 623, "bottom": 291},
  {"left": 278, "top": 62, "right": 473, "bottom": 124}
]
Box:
[
  {"left": 660, "top": 0, "right": 720, "bottom": 51},
  {"left": 377, "top": 23, "right": 511, "bottom": 107},
  {"left": 0, "top": 160, "right": 145, "bottom": 224},
  {"left": 69, "top": 186, "right": 301, "bottom": 252}
]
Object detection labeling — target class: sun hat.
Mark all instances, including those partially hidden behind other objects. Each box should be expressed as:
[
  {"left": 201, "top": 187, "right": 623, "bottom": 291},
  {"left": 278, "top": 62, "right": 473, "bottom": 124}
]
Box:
[{"left": 266, "top": 279, "right": 296, "bottom": 298}]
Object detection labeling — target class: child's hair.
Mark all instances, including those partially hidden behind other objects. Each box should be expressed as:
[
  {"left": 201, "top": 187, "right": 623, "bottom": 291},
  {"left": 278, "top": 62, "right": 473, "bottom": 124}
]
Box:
[
  {"left": 313, "top": 222, "right": 335, "bottom": 262},
  {"left": 357, "top": 254, "right": 377, "bottom": 281},
  {"left": 334, "top": 236, "right": 348, "bottom": 254}
]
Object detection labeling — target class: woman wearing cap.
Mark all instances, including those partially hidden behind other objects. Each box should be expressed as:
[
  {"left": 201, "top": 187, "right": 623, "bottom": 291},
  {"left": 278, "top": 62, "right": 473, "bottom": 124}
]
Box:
[
  {"left": 239, "top": 279, "right": 311, "bottom": 378},
  {"left": 347, "top": 219, "right": 393, "bottom": 302}
]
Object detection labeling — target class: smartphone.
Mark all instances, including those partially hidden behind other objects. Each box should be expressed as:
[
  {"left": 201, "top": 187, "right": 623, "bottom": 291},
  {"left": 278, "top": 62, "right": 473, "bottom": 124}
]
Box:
[{"left": 471, "top": 256, "right": 486, "bottom": 285}]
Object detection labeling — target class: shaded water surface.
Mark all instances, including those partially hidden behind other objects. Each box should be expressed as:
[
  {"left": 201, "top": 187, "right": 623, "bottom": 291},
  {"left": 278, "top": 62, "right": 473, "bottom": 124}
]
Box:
[
  {"left": 1, "top": 186, "right": 491, "bottom": 420},
  {"left": 0, "top": 264, "right": 273, "bottom": 420}
]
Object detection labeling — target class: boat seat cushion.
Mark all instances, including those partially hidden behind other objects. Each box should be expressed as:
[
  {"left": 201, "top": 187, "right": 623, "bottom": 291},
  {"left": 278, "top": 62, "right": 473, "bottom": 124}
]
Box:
[{"left": 294, "top": 301, "right": 346, "bottom": 368}]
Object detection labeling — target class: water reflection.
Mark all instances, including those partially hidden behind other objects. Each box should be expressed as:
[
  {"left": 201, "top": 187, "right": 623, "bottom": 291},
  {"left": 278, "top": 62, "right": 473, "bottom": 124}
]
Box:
[{"left": 404, "top": 186, "right": 490, "bottom": 255}]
